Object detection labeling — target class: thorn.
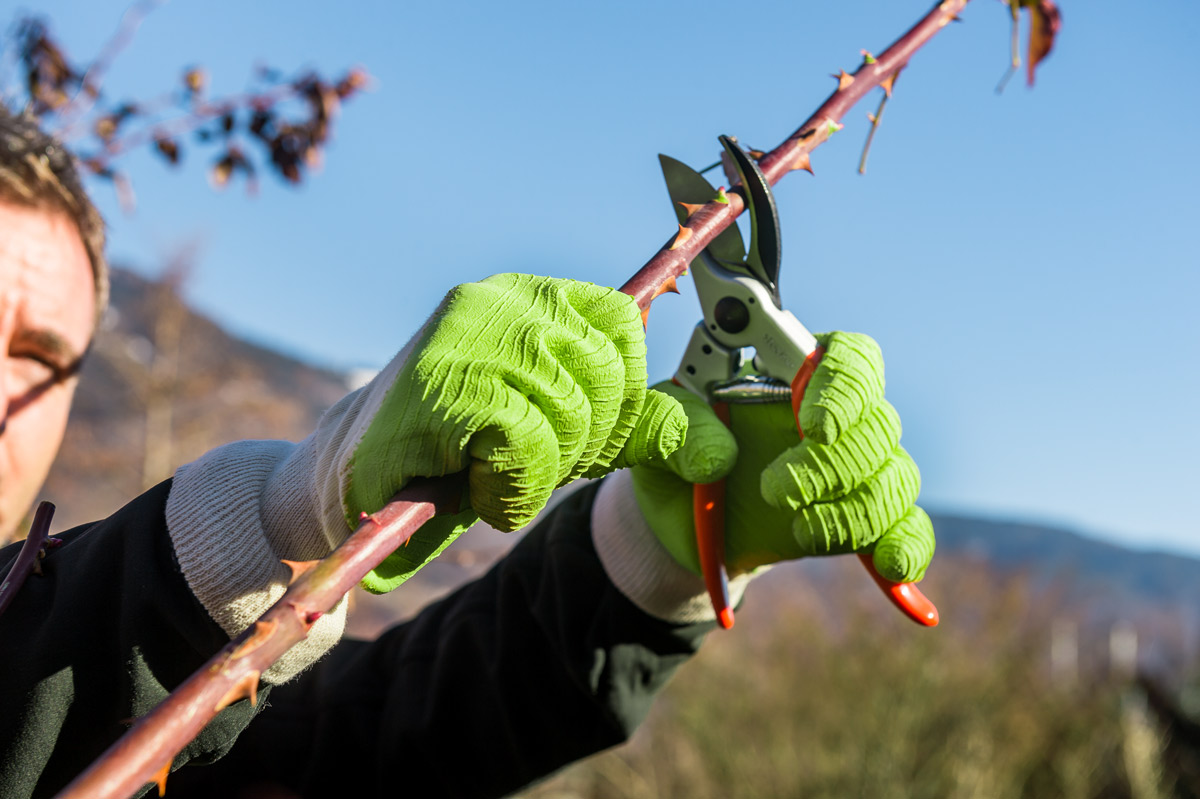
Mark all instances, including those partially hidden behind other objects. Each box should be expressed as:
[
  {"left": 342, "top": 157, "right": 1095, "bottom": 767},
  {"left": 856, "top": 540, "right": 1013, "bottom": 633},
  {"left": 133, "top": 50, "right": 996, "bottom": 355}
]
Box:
[
  {"left": 657, "top": 277, "right": 681, "bottom": 296},
  {"left": 281, "top": 558, "right": 320, "bottom": 585},
  {"left": 641, "top": 275, "right": 683, "bottom": 327},
  {"left": 790, "top": 152, "right": 814, "bottom": 174},
  {"left": 152, "top": 759, "right": 171, "bottom": 797},
  {"left": 861, "top": 49, "right": 877, "bottom": 65},
  {"left": 359, "top": 511, "right": 371, "bottom": 521},
  {"left": 747, "top": 149, "right": 765, "bottom": 160},
  {"left": 668, "top": 224, "right": 693, "bottom": 251},
  {"left": 881, "top": 73, "right": 897, "bottom": 98},
  {"left": 714, "top": 187, "right": 729, "bottom": 204},
  {"left": 677, "top": 200, "right": 706, "bottom": 219},
  {"left": 213, "top": 670, "right": 261, "bottom": 712},
  {"left": 833, "top": 70, "right": 855, "bottom": 91},
  {"left": 230, "top": 619, "right": 279, "bottom": 661}
]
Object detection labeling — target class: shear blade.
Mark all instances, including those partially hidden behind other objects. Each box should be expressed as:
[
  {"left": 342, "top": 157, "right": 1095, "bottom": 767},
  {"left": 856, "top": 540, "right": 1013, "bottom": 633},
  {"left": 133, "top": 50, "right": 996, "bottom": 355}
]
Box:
[
  {"left": 658, "top": 154, "right": 746, "bottom": 267},
  {"left": 717, "top": 136, "right": 782, "bottom": 306}
]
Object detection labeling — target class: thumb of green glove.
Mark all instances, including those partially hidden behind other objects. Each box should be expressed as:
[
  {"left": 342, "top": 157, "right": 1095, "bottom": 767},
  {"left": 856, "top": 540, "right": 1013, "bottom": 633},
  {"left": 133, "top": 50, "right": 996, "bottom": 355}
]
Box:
[
  {"left": 631, "top": 331, "right": 934, "bottom": 583},
  {"left": 346, "top": 273, "right": 687, "bottom": 593}
]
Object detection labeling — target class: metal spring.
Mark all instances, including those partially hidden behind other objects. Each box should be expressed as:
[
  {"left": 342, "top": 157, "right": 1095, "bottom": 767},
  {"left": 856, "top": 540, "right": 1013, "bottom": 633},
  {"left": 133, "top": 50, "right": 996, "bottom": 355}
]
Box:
[{"left": 710, "top": 376, "right": 792, "bottom": 403}]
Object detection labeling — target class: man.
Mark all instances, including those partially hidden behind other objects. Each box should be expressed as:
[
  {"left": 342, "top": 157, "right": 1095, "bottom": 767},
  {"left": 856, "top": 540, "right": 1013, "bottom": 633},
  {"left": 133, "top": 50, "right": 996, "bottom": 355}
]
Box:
[{"left": 0, "top": 106, "right": 935, "bottom": 797}]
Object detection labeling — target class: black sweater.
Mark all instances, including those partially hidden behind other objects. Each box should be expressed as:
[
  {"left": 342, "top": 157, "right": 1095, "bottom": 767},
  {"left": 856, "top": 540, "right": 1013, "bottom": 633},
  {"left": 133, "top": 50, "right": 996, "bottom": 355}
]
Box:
[{"left": 0, "top": 480, "right": 712, "bottom": 798}]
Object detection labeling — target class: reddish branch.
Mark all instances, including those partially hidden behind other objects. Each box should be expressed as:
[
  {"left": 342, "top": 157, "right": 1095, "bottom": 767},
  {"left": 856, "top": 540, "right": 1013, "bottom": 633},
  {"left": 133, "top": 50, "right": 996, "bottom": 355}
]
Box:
[
  {"left": 59, "top": 2, "right": 982, "bottom": 796},
  {"left": 0, "top": 502, "right": 58, "bottom": 619},
  {"left": 621, "top": 0, "right": 968, "bottom": 305}
]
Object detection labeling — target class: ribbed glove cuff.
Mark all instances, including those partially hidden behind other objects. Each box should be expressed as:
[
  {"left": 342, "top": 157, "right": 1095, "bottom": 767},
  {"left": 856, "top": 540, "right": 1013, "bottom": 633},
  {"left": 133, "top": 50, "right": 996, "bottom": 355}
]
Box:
[{"left": 165, "top": 439, "right": 347, "bottom": 684}]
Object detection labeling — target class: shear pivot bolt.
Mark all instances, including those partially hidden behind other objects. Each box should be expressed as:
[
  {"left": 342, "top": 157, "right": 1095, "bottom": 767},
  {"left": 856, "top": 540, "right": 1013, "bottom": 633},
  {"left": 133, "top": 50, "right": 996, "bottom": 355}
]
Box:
[{"left": 714, "top": 296, "right": 750, "bottom": 334}]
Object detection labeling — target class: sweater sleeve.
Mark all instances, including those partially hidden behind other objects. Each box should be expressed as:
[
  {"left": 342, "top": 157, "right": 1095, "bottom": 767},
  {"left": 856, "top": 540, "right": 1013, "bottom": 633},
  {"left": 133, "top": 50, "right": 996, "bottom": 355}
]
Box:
[{"left": 165, "top": 479, "right": 714, "bottom": 798}]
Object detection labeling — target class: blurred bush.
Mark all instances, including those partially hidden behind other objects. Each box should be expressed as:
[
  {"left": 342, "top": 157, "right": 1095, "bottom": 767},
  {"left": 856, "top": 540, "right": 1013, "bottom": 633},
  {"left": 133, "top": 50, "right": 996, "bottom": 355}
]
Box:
[{"left": 523, "top": 559, "right": 1198, "bottom": 799}]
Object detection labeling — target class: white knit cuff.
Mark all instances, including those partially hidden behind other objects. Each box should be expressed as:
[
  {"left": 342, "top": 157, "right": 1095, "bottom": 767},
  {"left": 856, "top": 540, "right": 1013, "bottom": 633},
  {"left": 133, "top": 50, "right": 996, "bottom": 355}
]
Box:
[
  {"left": 591, "top": 469, "right": 754, "bottom": 624},
  {"left": 166, "top": 440, "right": 347, "bottom": 684}
]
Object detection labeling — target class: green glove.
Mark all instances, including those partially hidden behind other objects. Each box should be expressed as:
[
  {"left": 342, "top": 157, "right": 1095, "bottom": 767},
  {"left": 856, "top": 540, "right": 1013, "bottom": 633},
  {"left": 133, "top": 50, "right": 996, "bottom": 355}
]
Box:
[
  {"left": 630, "top": 331, "right": 934, "bottom": 583},
  {"left": 349, "top": 273, "right": 687, "bottom": 593}
]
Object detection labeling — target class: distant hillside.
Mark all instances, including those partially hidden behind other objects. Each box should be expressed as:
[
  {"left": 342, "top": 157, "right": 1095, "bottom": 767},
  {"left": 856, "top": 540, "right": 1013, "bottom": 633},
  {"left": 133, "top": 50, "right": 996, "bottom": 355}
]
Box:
[{"left": 932, "top": 513, "right": 1200, "bottom": 608}]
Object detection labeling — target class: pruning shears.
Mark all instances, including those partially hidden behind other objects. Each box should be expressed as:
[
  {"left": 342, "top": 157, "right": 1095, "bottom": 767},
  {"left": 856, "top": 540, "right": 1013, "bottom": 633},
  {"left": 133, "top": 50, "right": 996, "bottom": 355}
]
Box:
[{"left": 660, "top": 136, "right": 938, "bottom": 630}]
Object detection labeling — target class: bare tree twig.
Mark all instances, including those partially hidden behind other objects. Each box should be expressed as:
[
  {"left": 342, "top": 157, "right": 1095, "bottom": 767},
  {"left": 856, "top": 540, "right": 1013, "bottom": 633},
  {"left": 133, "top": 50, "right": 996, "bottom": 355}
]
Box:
[{"left": 54, "top": 0, "right": 166, "bottom": 137}]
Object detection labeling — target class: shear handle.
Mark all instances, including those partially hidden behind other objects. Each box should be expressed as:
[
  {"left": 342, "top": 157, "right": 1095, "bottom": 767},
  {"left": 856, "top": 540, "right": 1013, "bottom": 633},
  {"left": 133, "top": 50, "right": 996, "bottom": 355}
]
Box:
[{"left": 791, "top": 349, "right": 939, "bottom": 627}]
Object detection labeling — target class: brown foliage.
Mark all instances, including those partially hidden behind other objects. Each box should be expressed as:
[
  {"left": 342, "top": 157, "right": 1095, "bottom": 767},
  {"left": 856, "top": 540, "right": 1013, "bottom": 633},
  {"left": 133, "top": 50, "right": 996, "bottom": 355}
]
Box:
[{"left": 6, "top": 11, "right": 370, "bottom": 206}]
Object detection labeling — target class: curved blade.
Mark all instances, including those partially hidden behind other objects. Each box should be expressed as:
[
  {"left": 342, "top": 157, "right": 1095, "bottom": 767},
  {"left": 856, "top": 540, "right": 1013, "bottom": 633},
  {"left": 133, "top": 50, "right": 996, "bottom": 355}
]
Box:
[
  {"left": 658, "top": 154, "right": 745, "bottom": 266},
  {"left": 718, "top": 135, "right": 782, "bottom": 306}
]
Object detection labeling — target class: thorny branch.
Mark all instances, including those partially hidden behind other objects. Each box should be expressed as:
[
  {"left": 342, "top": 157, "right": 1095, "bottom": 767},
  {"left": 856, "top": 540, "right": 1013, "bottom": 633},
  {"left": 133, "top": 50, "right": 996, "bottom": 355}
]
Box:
[
  {"left": 53, "top": 0, "right": 1060, "bottom": 795},
  {"left": 621, "top": 0, "right": 971, "bottom": 306}
]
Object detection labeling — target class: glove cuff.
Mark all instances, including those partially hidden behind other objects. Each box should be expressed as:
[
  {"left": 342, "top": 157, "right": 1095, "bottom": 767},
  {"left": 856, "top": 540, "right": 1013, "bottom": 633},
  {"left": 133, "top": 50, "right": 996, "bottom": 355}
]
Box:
[
  {"left": 591, "top": 470, "right": 754, "bottom": 624},
  {"left": 166, "top": 439, "right": 347, "bottom": 684}
]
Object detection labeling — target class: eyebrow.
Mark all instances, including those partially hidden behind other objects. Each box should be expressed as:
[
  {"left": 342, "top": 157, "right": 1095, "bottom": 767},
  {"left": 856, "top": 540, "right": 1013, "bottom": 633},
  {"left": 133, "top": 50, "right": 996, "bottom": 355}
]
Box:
[{"left": 11, "top": 327, "right": 87, "bottom": 377}]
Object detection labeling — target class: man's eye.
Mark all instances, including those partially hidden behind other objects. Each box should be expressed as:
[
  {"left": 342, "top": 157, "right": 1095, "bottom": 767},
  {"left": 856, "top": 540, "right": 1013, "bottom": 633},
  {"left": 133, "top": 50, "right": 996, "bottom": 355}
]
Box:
[{"left": 7, "top": 354, "right": 61, "bottom": 396}]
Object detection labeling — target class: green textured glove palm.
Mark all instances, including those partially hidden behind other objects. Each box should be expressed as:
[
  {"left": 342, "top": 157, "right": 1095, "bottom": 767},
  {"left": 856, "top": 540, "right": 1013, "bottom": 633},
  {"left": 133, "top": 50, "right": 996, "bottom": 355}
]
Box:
[
  {"left": 349, "top": 273, "right": 687, "bottom": 593},
  {"left": 631, "top": 331, "right": 935, "bottom": 583}
]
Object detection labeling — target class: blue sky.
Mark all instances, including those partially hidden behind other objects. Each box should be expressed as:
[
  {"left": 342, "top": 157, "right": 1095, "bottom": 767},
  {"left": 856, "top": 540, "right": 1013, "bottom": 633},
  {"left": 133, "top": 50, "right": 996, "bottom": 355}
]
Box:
[{"left": 9, "top": 0, "right": 1200, "bottom": 557}]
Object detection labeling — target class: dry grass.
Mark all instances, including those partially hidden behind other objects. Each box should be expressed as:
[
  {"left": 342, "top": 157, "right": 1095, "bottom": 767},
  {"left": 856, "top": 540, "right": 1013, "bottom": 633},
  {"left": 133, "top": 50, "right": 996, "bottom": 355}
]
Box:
[{"left": 521, "top": 560, "right": 1196, "bottom": 799}]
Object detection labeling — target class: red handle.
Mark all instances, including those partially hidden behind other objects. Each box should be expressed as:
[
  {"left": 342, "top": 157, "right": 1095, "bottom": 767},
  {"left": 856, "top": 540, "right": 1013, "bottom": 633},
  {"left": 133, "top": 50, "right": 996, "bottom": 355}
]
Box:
[
  {"left": 794, "top": 348, "right": 938, "bottom": 627},
  {"left": 693, "top": 403, "right": 735, "bottom": 629}
]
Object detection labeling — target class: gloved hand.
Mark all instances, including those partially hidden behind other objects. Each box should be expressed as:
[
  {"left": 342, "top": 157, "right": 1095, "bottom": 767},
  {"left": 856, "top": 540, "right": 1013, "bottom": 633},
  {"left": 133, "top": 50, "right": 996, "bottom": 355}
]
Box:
[
  {"left": 347, "top": 273, "right": 687, "bottom": 592},
  {"left": 630, "top": 331, "right": 934, "bottom": 583}
]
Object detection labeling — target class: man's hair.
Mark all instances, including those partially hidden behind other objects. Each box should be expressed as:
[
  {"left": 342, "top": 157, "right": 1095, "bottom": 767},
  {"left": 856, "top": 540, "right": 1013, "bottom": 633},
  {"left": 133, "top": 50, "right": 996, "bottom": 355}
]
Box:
[{"left": 0, "top": 104, "right": 108, "bottom": 320}]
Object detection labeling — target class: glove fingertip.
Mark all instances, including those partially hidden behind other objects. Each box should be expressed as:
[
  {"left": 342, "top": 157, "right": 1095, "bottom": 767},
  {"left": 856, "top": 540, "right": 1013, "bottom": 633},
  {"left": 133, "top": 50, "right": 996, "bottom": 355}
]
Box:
[
  {"left": 872, "top": 505, "right": 936, "bottom": 583},
  {"left": 798, "top": 408, "right": 839, "bottom": 446},
  {"left": 610, "top": 389, "right": 687, "bottom": 470},
  {"left": 760, "top": 449, "right": 809, "bottom": 511},
  {"left": 802, "top": 331, "right": 886, "bottom": 444}
]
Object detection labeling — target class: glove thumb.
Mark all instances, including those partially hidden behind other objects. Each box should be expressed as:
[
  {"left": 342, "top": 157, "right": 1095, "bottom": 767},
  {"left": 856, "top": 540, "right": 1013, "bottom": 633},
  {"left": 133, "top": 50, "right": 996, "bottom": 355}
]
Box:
[
  {"left": 607, "top": 387, "right": 688, "bottom": 470},
  {"left": 635, "top": 381, "right": 737, "bottom": 484}
]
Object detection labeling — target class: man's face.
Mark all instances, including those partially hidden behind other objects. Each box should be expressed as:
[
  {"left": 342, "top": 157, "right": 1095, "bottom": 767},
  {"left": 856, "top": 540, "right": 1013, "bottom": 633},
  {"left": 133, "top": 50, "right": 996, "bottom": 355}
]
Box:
[{"left": 0, "top": 202, "right": 95, "bottom": 537}]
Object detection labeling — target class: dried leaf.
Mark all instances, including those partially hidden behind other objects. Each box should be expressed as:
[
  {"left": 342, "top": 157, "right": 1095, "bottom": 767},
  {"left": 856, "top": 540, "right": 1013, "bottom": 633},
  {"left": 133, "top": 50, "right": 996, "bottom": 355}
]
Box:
[
  {"left": 335, "top": 66, "right": 371, "bottom": 98},
  {"left": 210, "top": 154, "right": 234, "bottom": 189},
  {"left": 1021, "top": 0, "right": 1061, "bottom": 86},
  {"left": 183, "top": 66, "right": 207, "bottom": 95},
  {"left": 154, "top": 137, "right": 180, "bottom": 166}
]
